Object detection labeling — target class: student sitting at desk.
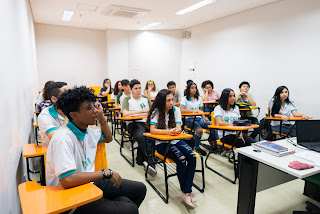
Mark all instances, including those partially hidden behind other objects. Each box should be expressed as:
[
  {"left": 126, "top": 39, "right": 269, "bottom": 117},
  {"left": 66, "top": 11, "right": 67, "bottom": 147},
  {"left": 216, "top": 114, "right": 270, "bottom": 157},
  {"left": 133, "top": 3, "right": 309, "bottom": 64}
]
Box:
[
  {"left": 117, "top": 79, "right": 131, "bottom": 107},
  {"left": 38, "top": 82, "right": 69, "bottom": 145},
  {"left": 144, "top": 80, "right": 158, "bottom": 100},
  {"left": 180, "top": 82, "right": 211, "bottom": 156},
  {"left": 99, "top": 78, "right": 113, "bottom": 104},
  {"left": 268, "top": 86, "right": 311, "bottom": 137},
  {"left": 167, "top": 81, "right": 181, "bottom": 106},
  {"left": 201, "top": 80, "right": 220, "bottom": 113},
  {"left": 146, "top": 89, "right": 197, "bottom": 208},
  {"left": 235, "top": 81, "right": 259, "bottom": 139},
  {"left": 122, "top": 79, "right": 156, "bottom": 176},
  {"left": 46, "top": 86, "right": 146, "bottom": 214},
  {"left": 214, "top": 88, "right": 256, "bottom": 148},
  {"left": 111, "top": 80, "right": 122, "bottom": 101}
]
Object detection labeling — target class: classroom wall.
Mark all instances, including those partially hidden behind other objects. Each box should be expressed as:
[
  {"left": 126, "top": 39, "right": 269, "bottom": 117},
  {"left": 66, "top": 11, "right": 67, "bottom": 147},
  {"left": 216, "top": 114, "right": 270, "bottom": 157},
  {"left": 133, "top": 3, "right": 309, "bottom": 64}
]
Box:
[
  {"left": 35, "top": 24, "right": 107, "bottom": 88},
  {"left": 0, "top": 0, "right": 38, "bottom": 213},
  {"left": 106, "top": 30, "right": 183, "bottom": 90},
  {"left": 180, "top": 0, "right": 320, "bottom": 119}
]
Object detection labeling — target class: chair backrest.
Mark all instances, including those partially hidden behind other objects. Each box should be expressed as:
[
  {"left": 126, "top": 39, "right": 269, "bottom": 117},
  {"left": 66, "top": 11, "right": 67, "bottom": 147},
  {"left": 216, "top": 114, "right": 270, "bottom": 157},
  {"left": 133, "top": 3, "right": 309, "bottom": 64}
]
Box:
[
  {"left": 210, "top": 111, "right": 216, "bottom": 126},
  {"left": 95, "top": 143, "right": 108, "bottom": 171},
  {"left": 107, "top": 94, "right": 112, "bottom": 102},
  {"left": 89, "top": 86, "right": 102, "bottom": 96},
  {"left": 267, "top": 106, "right": 270, "bottom": 116}
]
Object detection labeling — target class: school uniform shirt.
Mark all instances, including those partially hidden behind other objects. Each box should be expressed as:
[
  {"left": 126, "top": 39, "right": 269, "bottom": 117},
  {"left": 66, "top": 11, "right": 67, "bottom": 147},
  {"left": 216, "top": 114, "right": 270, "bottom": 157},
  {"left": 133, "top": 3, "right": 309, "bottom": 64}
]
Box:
[
  {"left": 122, "top": 95, "right": 152, "bottom": 123},
  {"left": 111, "top": 93, "right": 117, "bottom": 101},
  {"left": 99, "top": 88, "right": 112, "bottom": 102},
  {"left": 38, "top": 104, "right": 65, "bottom": 145},
  {"left": 268, "top": 99, "right": 297, "bottom": 126},
  {"left": 149, "top": 91, "right": 158, "bottom": 99},
  {"left": 150, "top": 106, "right": 182, "bottom": 145},
  {"left": 173, "top": 90, "right": 181, "bottom": 103},
  {"left": 180, "top": 96, "right": 204, "bottom": 119},
  {"left": 119, "top": 92, "right": 130, "bottom": 106},
  {"left": 237, "top": 93, "right": 255, "bottom": 117},
  {"left": 214, "top": 105, "right": 240, "bottom": 139},
  {"left": 46, "top": 121, "right": 104, "bottom": 186}
]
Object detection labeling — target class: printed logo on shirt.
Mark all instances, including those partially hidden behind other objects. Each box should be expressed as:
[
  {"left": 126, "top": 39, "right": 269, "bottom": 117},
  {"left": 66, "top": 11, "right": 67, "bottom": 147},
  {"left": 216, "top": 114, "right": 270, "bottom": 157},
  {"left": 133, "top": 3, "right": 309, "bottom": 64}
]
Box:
[
  {"left": 140, "top": 103, "right": 146, "bottom": 109},
  {"left": 82, "top": 158, "right": 92, "bottom": 169},
  {"left": 190, "top": 107, "right": 199, "bottom": 110},
  {"left": 224, "top": 116, "right": 230, "bottom": 122}
]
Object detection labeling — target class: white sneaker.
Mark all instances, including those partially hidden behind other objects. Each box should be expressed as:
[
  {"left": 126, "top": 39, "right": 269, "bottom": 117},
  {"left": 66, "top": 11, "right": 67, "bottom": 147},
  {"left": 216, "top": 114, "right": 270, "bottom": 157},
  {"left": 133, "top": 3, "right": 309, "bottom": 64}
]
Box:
[
  {"left": 130, "top": 142, "right": 139, "bottom": 151},
  {"left": 143, "top": 161, "right": 157, "bottom": 177}
]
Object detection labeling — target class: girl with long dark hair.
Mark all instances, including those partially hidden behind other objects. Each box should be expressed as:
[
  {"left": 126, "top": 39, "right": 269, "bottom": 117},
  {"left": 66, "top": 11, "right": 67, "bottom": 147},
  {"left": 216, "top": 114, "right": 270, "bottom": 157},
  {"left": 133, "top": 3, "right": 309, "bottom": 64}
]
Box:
[
  {"left": 214, "top": 88, "right": 256, "bottom": 147},
  {"left": 146, "top": 89, "right": 197, "bottom": 208},
  {"left": 268, "top": 86, "right": 310, "bottom": 137},
  {"left": 111, "top": 80, "right": 122, "bottom": 101},
  {"left": 180, "top": 82, "right": 211, "bottom": 156}
]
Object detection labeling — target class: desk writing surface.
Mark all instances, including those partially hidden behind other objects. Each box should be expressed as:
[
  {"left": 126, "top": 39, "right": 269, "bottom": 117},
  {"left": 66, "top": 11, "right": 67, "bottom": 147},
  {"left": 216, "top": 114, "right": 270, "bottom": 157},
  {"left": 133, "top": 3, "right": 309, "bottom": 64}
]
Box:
[
  {"left": 265, "top": 117, "right": 304, "bottom": 121},
  {"left": 181, "top": 112, "right": 210, "bottom": 116},
  {"left": 207, "top": 124, "right": 259, "bottom": 131},
  {"left": 116, "top": 116, "right": 147, "bottom": 121},
  {"left": 143, "top": 133, "right": 193, "bottom": 141},
  {"left": 19, "top": 181, "right": 103, "bottom": 214},
  {"left": 236, "top": 138, "right": 320, "bottom": 178},
  {"left": 203, "top": 101, "right": 218, "bottom": 104},
  {"left": 23, "top": 144, "right": 48, "bottom": 158}
]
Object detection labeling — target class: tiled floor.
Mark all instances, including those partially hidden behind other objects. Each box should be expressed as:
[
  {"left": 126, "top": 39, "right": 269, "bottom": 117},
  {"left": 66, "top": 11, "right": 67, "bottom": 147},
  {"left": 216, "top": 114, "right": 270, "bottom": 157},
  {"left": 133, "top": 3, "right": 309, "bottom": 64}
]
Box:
[{"left": 106, "top": 123, "right": 320, "bottom": 214}]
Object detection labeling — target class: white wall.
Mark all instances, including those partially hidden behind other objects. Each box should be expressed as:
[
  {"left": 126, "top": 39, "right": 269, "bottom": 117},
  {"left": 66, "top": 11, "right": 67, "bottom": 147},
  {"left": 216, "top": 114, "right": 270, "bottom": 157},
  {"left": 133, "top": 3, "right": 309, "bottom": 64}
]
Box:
[
  {"left": 0, "top": 0, "right": 38, "bottom": 213},
  {"left": 35, "top": 24, "right": 107, "bottom": 88},
  {"left": 106, "top": 30, "right": 183, "bottom": 90},
  {"left": 181, "top": 0, "right": 320, "bottom": 119}
]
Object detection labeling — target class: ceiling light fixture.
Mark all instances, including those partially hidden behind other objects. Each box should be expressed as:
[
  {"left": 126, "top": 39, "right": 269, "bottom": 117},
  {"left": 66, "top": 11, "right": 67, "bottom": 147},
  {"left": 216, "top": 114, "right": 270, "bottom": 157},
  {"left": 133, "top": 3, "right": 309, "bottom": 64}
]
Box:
[
  {"left": 140, "top": 22, "right": 161, "bottom": 30},
  {"left": 62, "top": 10, "right": 74, "bottom": 21},
  {"left": 175, "top": 0, "right": 215, "bottom": 15}
]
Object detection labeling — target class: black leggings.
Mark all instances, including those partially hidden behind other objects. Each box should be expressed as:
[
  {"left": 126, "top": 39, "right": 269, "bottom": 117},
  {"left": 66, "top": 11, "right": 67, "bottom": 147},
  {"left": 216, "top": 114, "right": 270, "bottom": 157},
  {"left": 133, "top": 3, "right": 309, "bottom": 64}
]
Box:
[
  {"left": 127, "top": 122, "right": 148, "bottom": 165},
  {"left": 220, "top": 134, "right": 256, "bottom": 148}
]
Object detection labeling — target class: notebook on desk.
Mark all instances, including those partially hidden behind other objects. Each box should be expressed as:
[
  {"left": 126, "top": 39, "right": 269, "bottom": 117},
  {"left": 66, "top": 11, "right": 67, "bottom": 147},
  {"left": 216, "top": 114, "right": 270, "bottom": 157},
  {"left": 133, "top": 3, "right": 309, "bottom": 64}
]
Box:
[{"left": 296, "top": 120, "right": 320, "bottom": 152}]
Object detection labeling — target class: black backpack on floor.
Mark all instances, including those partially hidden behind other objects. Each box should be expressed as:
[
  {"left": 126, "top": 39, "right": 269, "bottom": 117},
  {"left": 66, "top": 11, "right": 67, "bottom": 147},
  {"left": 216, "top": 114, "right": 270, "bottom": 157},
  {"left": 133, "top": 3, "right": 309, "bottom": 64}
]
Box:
[{"left": 259, "top": 117, "right": 274, "bottom": 140}]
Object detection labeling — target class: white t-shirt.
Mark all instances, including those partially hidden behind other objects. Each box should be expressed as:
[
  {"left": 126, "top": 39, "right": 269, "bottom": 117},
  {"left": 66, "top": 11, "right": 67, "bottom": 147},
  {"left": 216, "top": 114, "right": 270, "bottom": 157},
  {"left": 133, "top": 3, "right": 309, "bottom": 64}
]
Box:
[
  {"left": 214, "top": 105, "right": 240, "bottom": 139},
  {"left": 46, "top": 121, "right": 103, "bottom": 186},
  {"left": 122, "top": 95, "right": 151, "bottom": 123},
  {"left": 268, "top": 99, "right": 297, "bottom": 126},
  {"left": 38, "top": 104, "right": 65, "bottom": 145},
  {"left": 37, "top": 91, "right": 44, "bottom": 105},
  {"left": 180, "top": 96, "right": 204, "bottom": 119},
  {"left": 111, "top": 93, "right": 117, "bottom": 101},
  {"left": 119, "top": 92, "right": 130, "bottom": 105},
  {"left": 150, "top": 106, "right": 182, "bottom": 145},
  {"left": 150, "top": 91, "right": 158, "bottom": 99}
]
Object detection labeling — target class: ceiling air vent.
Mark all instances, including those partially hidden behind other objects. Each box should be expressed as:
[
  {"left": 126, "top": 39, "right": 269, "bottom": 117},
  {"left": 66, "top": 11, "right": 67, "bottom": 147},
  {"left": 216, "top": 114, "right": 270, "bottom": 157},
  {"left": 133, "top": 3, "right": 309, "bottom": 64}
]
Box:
[{"left": 103, "top": 5, "right": 149, "bottom": 19}]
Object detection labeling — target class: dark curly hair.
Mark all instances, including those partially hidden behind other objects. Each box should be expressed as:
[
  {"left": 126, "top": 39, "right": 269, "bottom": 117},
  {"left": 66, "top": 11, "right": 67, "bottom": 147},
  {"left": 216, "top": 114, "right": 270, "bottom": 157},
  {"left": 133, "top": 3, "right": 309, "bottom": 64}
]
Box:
[
  {"left": 185, "top": 82, "right": 200, "bottom": 101},
  {"left": 56, "top": 86, "right": 96, "bottom": 121},
  {"left": 146, "top": 89, "right": 176, "bottom": 129}
]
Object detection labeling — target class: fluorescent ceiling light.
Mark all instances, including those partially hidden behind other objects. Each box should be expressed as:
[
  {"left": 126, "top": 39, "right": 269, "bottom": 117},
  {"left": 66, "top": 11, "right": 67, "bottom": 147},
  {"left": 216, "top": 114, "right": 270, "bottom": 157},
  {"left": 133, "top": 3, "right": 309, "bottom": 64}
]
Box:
[
  {"left": 140, "top": 22, "right": 161, "bottom": 30},
  {"left": 175, "top": 0, "right": 215, "bottom": 15},
  {"left": 62, "top": 10, "right": 74, "bottom": 21}
]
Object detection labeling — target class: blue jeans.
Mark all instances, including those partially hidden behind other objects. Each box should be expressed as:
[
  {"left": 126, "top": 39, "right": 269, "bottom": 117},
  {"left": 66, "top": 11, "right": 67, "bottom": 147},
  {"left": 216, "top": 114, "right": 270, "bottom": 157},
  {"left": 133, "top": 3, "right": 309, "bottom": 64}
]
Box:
[
  {"left": 156, "top": 140, "right": 196, "bottom": 193},
  {"left": 185, "top": 117, "right": 212, "bottom": 149},
  {"left": 271, "top": 124, "right": 296, "bottom": 137}
]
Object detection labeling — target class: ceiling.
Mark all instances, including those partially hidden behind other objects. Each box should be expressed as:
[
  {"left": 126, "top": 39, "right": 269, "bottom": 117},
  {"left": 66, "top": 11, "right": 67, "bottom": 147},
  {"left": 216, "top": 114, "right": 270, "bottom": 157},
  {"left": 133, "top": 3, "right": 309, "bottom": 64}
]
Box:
[{"left": 29, "top": 0, "right": 280, "bottom": 31}]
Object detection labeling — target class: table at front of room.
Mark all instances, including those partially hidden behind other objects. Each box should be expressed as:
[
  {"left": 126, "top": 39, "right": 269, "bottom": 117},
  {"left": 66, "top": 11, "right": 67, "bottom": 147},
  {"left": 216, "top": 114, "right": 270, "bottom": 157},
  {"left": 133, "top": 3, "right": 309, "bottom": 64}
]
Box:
[{"left": 236, "top": 138, "right": 320, "bottom": 214}]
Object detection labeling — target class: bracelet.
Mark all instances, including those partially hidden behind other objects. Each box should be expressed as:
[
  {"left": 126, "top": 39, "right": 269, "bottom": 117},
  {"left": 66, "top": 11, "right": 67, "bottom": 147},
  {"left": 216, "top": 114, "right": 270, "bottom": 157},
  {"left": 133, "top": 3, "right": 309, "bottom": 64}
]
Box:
[{"left": 99, "top": 118, "right": 107, "bottom": 125}]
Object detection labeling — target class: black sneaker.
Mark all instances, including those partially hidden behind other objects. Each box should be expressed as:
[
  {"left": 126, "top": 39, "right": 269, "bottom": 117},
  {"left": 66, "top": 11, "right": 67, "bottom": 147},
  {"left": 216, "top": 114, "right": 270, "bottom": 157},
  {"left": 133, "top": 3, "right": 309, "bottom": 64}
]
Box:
[{"left": 195, "top": 148, "right": 207, "bottom": 156}]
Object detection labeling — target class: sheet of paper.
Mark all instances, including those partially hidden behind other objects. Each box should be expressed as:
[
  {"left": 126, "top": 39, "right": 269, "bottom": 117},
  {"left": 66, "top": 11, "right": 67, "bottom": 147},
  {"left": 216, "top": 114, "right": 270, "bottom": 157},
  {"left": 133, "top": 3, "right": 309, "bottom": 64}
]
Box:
[{"left": 293, "top": 151, "right": 320, "bottom": 166}]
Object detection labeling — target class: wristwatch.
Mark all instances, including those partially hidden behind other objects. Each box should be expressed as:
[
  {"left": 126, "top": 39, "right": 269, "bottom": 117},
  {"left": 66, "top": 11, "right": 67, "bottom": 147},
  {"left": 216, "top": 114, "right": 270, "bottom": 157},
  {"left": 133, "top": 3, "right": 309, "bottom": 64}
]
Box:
[{"left": 101, "top": 169, "right": 113, "bottom": 179}]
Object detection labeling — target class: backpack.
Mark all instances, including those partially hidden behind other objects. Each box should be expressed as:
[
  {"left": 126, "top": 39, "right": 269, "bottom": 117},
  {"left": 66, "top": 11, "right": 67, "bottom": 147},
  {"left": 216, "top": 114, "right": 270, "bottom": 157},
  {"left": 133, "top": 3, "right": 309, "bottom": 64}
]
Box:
[
  {"left": 37, "top": 100, "right": 51, "bottom": 112},
  {"left": 259, "top": 117, "right": 274, "bottom": 140}
]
